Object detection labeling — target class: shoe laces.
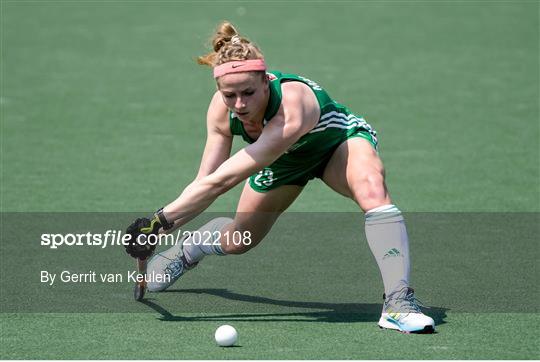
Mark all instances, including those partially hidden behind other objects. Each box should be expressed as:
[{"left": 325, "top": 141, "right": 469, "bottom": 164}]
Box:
[
  {"left": 163, "top": 256, "right": 184, "bottom": 277},
  {"left": 162, "top": 234, "right": 190, "bottom": 278},
  {"left": 384, "top": 287, "right": 427, "bottom": 314}
]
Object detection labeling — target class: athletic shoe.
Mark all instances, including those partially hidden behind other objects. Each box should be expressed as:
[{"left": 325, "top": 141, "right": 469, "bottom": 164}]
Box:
[
  {"left": 146, "top": 233, "right": 198, "bottom": 292},
  {"left": 378, "top": 287, "right": 435, "bottom": 333}
]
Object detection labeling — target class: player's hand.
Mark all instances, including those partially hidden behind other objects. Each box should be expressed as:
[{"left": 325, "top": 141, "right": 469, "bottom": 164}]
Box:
[
  {"left": 124, "top": 215, "right": 160, "bottom": 259},
  {"left": 125, "top": 209, "right": 173, "bottom": 259}
]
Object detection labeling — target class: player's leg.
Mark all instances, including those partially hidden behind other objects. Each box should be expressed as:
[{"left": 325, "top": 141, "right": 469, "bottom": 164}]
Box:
[
  {"left": 322, "top": 137, "right": 434, "bottom": 333},
  {"left": 146, "top": 182, "right": 302, "bottom": 291},
  {"left": 322, "top": 138, "right": 407, "bottom": 295}
]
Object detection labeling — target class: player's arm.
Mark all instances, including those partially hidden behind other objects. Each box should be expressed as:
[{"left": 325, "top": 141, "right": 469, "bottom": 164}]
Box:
[
  {"left": 195, "top": 91, "right": 233, "bottom": 180},
  {"left": 162, "top": 82, "right": 319, "bottom": 225},
  {"left": 155, "top": 92, "right": 233, "bottom": 234}
]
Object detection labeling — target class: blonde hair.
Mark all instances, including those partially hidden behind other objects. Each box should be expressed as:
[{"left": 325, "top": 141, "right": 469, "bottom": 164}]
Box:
[{"left": 197, "top": 21, "right": 264, "bottom": 67}]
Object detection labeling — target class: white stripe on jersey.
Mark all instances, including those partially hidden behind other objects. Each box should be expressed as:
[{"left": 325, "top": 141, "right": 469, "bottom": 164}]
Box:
[
  {"left": 319, "top": 111, "right": 357, "bottom": 122},
  {"left": 310, "top": 111, "right": 376, "bottom": 135},
  {"left": 309, "top": 122, "right": 361, "bottom": 133}
]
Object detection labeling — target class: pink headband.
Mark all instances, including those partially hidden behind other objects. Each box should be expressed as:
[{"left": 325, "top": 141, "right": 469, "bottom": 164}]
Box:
[{"left": 213, "top": 59, "right": 267, "bottom": 78}]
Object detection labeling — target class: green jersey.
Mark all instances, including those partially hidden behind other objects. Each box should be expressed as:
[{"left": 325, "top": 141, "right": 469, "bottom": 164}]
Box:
[{"left": 229, "top": 71, "right": 377, "bottom": 192}]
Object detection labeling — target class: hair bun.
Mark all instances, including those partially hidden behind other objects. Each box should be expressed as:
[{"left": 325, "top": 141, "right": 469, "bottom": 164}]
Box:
[{"left": 198, "top": 21, "right": 264, "bottom": 67}]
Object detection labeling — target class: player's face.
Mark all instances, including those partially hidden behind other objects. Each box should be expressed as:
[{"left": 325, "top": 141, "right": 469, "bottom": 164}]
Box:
[{"left": 217, "top": 72, "right": 269, "bottom": 123}]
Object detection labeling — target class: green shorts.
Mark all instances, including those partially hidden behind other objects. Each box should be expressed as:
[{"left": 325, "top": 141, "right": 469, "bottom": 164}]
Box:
[{"left": 249, "top": 128, "right": 377, "bottom": 193}]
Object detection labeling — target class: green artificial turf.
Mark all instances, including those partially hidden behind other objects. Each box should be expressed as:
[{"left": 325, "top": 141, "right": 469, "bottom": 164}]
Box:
[{"left": 2, "top": 313, "right": 539, "bottom": 360}]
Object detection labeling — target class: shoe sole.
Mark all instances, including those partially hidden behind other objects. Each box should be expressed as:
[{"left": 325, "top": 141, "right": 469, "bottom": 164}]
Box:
[
  {"left": 379, "top": 324, "right": 435, "bottom": 334},
  {"left": 378, "top": 315, "right": 435, "bottom": 334}
]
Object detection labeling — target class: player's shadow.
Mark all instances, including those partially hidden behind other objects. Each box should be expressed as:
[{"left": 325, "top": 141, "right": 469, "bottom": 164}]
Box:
[{"left": 140, "top": 288, "right": 447, "bottom": 326}]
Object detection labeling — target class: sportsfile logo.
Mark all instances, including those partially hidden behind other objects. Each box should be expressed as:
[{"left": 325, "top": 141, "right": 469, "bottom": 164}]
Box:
[
  {"left": 40, "top": 230, "right": 131, "bottom": 249},
  {"left": 40, "top": 230, "right": 253, "bottom": 249}
]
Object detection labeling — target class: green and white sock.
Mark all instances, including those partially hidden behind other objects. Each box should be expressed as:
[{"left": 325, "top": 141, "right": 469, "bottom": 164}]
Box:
[
  {"left": 364, "top": 204, "right": 410, "bottom": 296},
  {"left": 182, "top": 217, "right": 233, "bottom": 264}
]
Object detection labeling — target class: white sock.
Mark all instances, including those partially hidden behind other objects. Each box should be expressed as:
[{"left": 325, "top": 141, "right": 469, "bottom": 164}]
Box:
[
  {"left": 364, "top": 204, "right": 410, "bottom": 296},
  {"left": 182, "top": 217, "right": 233, "bottom": 264}
]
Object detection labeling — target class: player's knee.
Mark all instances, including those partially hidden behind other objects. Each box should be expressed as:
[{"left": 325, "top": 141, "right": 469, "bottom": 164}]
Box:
[
  {"left": 350, "top": 168, "right": 390, "bottom": 211},
  {"left": 220, "top": 225, "right": 262, "bottom": 255},
  {"left": 221, "top": 238, "right": 259, "bottom": 254}
]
